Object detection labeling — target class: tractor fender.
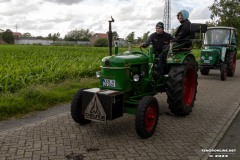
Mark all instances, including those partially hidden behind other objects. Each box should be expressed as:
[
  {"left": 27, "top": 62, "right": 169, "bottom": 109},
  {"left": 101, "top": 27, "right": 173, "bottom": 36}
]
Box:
[{"left": 167, "top": 53, "right": 196, "bottom": 64}]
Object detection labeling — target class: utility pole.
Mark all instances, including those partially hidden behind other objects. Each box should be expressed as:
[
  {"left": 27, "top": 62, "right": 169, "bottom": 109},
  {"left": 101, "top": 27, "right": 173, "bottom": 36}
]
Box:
[
  {"left": 15, "top": 24, "right": 18, "bottom": 32},
  {"left": 163, "top": 0, "right": 171, "bottom": 33}
]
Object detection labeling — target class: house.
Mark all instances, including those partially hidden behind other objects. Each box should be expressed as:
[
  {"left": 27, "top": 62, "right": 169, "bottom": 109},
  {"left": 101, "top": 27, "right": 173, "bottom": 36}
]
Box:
[
  {"left": 13, "top": 32, "right": 23, "bottom": 40},
  {"left": 90, "top": 33, "right": 108, "bottom": 45}
]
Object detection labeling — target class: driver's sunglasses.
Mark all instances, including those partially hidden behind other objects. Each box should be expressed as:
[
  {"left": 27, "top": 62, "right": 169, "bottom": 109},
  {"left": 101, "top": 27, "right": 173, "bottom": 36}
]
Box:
[{"left": 156, "top": 27, "right": 162, "bottom": 29}]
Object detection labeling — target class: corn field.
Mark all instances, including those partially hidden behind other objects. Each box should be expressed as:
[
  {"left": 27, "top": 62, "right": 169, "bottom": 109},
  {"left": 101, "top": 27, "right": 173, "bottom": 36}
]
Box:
[{"left": 0, "top": 45, "right": 109, "bottom": 93}]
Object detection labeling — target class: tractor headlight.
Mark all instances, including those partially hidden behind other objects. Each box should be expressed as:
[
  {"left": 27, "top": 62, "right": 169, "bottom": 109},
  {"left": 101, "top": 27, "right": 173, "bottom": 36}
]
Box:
[
  {"left": 133, "top": 74, "right": 140, "bottom": 82},
  {"left": 209, "top": 56, "right": 213, "bottom": 60},
  {"left": 201, "top": 56, "right": 205, "bottom": 60},
  {"left": 96, "top": 71, "right": 101, "bottom": 78}
]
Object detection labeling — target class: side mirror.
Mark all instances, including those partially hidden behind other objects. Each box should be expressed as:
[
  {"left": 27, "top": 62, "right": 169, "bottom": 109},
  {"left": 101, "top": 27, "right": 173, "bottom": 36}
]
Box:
[{"left": 190, "top": 23, "right": 207, "bottom": 33}]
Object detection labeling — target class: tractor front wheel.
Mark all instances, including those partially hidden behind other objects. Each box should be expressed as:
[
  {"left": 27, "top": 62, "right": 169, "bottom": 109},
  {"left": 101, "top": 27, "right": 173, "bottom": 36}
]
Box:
[
  {"left": 200, "top": 68, "right": 210, "bottom": 75},
  {"left": 135, "top": 96, "right": 159, "bottom": 139},
  {"left": 166, "top": 56, "right": 198, "bottom": 116},
  {"left": 220, "top": 63, "right": 227, "bottom": 81},
  {"left": 226, "top": 52, "right": 236, "bottom": 77},
  {"left": 71, "top": 88, "right": 91, "bottom": 125}
]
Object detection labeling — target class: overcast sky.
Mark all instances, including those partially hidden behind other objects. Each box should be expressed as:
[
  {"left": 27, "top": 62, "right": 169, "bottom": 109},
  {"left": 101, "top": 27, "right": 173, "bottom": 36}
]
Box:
[{"left": 0, "top": 0, "right": 214, "bottom": 38}]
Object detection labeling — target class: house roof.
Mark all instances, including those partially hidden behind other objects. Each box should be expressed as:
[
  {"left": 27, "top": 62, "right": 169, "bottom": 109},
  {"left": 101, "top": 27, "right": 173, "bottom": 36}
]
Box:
[
  {"left": 92, "top": 33, "right": 108, "bottom": 39},
  {"left": 13, "top": 32, "right": 23, "bottom": 37}
]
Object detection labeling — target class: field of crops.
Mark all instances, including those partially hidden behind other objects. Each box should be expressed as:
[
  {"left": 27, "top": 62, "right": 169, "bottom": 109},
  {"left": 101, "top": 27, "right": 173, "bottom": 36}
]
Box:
[
  {"left": 0, "top": 44, "right": 222, "bottom": 94},
  {"left": 0, "top": 45, "right": 112, "bottom": 93}
]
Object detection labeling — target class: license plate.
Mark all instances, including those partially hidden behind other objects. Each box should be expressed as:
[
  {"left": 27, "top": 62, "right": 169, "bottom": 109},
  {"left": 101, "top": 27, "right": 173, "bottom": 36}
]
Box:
[
  {"left": 103, "top": 79, "right": 116, "bottom": 87},
  {"left": 204, "top": 60, "right": 210, "bottom": 63}
]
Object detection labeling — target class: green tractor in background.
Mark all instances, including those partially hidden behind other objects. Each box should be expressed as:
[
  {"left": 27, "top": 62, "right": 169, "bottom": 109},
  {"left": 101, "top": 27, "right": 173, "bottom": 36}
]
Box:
[
  {"left": 199, "top": 26, "right": 238, "bottom": 81},
  {"left": 71, "top": 18, "right": 207, "bottom": 138}
]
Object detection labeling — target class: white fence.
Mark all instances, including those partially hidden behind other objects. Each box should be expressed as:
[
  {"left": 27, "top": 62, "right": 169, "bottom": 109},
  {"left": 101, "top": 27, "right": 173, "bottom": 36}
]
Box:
[{"left": 15, "top": 38, "right": 90, "bottom": 46}]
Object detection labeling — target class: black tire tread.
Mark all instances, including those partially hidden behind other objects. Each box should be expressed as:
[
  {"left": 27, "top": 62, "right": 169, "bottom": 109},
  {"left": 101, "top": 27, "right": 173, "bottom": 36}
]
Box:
[
  {"left": 71, "top": 88, "right": 91, "bottom": 125},
  {"left": 135, "top": 96, "right": 159, "bottom": 139},
  {"left": 166, "top": 56, "right": 198, "bottom": 116}
]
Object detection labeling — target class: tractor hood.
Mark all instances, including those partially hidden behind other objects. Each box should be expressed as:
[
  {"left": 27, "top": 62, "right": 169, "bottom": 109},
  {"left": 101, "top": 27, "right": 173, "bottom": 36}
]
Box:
[{"left": 101, "top": 51, "right": 149, "bottom": 67}]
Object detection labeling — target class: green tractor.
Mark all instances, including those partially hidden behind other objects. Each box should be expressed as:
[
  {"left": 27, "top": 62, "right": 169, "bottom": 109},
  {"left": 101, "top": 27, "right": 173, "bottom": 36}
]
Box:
[
  {"left": 199, "top": 26, "right": 238, "bottom": 80},
  {"left": 71, "top": 18, "right": 207, "bottom": 138}
]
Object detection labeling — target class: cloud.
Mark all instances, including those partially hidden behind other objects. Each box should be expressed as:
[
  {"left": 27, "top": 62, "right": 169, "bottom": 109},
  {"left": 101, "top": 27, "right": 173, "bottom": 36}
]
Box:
[
  {"left": 0, "top": 0, "right": 215, "bottom": 38},
  {"left": 44, "top": 0, "right": 85, "bottom": 5}
]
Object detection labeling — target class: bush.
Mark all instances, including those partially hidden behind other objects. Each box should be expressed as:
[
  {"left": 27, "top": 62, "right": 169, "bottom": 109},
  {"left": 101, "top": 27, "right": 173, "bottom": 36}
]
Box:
[{"left": 94, "top": 38, "right": 108, "bottom": 47}]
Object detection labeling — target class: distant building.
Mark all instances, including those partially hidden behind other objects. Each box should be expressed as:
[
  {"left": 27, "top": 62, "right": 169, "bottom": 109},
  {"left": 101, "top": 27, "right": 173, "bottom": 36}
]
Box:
[
  {"left": 114, "top": 38, "right": 127, "bottom": 47},
  {"left": 12, "top": 32, "right": 23, "bottom": 40},
  {"left": 90, "top": 33, "right": 108, "bottom": 45}
]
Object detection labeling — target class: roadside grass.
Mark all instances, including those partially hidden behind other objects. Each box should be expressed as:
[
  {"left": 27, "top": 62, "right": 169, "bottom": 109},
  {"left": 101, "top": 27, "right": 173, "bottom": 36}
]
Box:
[{"left": 0, "top": 78, "right": 98, "bottom": 120}]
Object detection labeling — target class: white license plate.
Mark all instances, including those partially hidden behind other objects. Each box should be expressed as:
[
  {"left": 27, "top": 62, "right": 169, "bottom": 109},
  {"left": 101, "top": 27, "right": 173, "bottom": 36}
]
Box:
[
  {"left": 204, "top": 60, "right": 210, "bottom": 63},
  {"left": 103, "top": 79, "right": 116, "bottom": 87}
]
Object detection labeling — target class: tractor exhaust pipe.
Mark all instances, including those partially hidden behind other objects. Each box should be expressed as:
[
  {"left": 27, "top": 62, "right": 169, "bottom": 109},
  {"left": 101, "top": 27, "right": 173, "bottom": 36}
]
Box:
[{"left": 108, "top": 16, "right": 114, "bottom": 56}]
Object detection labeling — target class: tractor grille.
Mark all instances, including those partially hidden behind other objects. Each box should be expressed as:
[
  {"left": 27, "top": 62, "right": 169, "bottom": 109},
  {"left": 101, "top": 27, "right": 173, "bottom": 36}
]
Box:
[{"left": 201, "top": 51, "right": 213, "bottom": 56}]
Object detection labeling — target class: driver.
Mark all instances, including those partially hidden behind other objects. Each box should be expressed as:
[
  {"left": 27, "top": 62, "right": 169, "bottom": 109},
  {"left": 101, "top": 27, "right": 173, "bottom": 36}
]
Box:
[{"left": 141, "top": 22, "right": 173, "bottom": 75}]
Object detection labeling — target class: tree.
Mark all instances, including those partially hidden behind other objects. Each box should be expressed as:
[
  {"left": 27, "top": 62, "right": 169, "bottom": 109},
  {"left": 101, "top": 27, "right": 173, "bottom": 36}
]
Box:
[
  {"left": 22, "top": 32, "right": 32, "bottom": 38},
  {"left": 126, "top": 32, "right": 135, "bottom": 43},
  {"left": 64, "top": 29, "right": 93, "bottom": 41},
  {"left": 2, "top": 29, "right": 14, "bottom": 44},
  {"left": 142, "top": 31, "right": 150, "bottom": 42},
  {"left": 112, "top": 31, "right": 119, "bottom": 40},
  {"left": 47, "top": 32, "right": 60, "bottom": 41},
  {"left": 94, "top": 38, "right": 108, "bottom": 47},
  {"left": 209, "top": 0, "right": 240, "bottom": 47},
  {"left": 136, "top": 37, "right": 142, "bottom": 44}
]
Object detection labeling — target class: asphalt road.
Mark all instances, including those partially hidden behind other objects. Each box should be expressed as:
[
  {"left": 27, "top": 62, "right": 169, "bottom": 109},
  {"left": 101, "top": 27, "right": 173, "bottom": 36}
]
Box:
[{"left": 0, "top": 60, "right": 240, "bottom": 160}]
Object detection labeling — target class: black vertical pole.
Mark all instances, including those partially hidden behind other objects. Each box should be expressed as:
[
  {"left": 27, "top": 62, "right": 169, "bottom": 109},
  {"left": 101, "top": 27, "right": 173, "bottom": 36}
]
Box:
[{"left": 108, "top": 17, "right": 114, "bottom": 56}]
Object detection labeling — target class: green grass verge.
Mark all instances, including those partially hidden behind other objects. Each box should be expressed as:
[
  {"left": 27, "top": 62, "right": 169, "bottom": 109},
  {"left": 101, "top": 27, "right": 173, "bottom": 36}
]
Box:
[{"left": 0, "top": 78, "right": 99, "bottom": 120}]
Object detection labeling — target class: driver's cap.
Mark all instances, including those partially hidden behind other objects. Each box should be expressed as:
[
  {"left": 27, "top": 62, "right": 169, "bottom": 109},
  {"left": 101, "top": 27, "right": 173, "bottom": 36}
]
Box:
[{"left": 156, "top": 22, "right": 164, "bottom": 29}]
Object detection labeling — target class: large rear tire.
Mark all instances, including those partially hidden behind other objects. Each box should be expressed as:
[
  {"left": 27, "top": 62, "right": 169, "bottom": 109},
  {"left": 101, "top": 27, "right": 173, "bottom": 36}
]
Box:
[
  {"left": 135, "top": 96, "right": 159, "bottom": 139},
  {"left": 71, "top": 88, "right": 91, "bottom": 125},
  {"left": 166, "top": 56, "right": 198, "bottom": 116},
  {"left": 226, "top": 52, "right": 236, "bottom": 77}
]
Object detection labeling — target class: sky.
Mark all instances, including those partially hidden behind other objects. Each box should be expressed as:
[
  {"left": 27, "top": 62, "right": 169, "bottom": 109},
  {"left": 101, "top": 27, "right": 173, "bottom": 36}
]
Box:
[{"left": 0, "top": 0, "right": 214, "bottom": 39}]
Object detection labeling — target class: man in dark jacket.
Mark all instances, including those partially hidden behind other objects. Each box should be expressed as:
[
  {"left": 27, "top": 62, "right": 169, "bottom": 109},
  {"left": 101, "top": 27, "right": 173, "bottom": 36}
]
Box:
[
  {"left": 175, "top": 10, "right": 195, "bottom": 48},
  {"left": 141, "top": 22, "right": 173, "bottom": 75}
]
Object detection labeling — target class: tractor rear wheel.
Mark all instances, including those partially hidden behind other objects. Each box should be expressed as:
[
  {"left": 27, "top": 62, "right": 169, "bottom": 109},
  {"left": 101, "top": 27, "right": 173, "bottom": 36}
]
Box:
[
  {"left": 226, "top": 52, "right": 236, "bottom": 77},
  {"left": 200, "top": 68, "right": 210, "bottom": 75},
  {"left": 71, "top": 88, "right": 91, "bottom": 125},
  {"left": 135, "top": 96, "right": 159, "bottom": 139},
  {"left": 220, "top": 63, "right": 227, "bottom": 81},
  {"left": 166, "top": 56, "right": 198, "bottom": 116}
]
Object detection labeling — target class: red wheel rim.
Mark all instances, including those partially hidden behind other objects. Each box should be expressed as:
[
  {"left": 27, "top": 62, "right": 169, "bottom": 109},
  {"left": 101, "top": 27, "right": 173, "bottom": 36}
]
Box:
[
  {"left": 183, "top": 67, "right": 196, "bottom": 106},
  {"left": 145, "top": 104, "right": 157, "bottom": 132},
  {"left": 232, "top": 54, "right": 236, "bottom": 72}
]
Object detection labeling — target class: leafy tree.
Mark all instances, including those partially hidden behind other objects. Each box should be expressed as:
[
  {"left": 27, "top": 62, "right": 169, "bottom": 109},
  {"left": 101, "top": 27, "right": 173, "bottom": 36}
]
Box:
[
  {"left": 209, "top": 0, "right": 240, "bottom": 47},
  {"left": 126, "top": 32, "right": 135, "bottom": 43},
  {"left": 22, "top": 32, "right": 32, "bottom": 38},
  {"left": 112, "top": 31, "right": 119, "bottom": 40},
  {"left": 2, "top": 29, "right": 14, "bottom": 44},
  {"left": 94, "top": 38, "right": 108, "bottom": 47},
  {"left": 47, "top": 32, "right": 60, "bottom": 41},
  {"left": 142, "top": 31, "right": 150, "bottom": 42},
  {"left": 64, "top": 29, "right": 93, "bottom": 41},
  {"left": 136, "top": 37, "right": 142, "bottom": 44}
]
